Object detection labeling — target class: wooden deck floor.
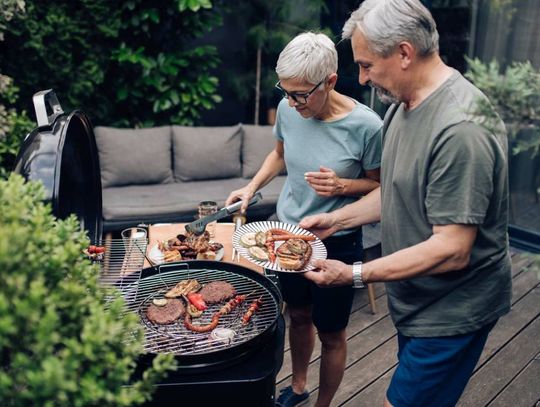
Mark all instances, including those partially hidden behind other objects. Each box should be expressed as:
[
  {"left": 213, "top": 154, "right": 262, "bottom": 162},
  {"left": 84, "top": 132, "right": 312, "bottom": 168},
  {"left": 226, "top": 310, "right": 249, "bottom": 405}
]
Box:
[{"left": 276, "top": 250, "right": 540, "bottom": 406}]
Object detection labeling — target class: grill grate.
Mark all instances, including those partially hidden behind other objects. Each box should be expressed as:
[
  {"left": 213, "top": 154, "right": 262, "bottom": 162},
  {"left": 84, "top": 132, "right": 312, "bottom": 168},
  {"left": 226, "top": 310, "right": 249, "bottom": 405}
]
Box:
[
  {"left": 97, "top": 238, "right": 147, "bottom": 290},
  {"left": 97, "top": 238, "right": 280, "bottom": 357},
  {"left": 122, "top": 265, "right": 280, "bottom": 355}
]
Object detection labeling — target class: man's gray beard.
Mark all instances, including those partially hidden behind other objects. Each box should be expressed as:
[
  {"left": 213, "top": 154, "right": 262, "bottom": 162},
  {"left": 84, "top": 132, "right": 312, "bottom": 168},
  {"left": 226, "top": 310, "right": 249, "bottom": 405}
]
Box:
[{"left": 371, "top": 84, "right": 400, "bottom": 105}]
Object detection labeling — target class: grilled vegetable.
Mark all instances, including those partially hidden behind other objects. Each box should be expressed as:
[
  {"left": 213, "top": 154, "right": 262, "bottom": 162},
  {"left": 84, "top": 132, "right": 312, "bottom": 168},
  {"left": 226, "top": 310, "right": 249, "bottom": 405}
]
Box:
[
  {"left": 152, "top": 298, "right": 168, "bottom": 307},
  {"left": 255, "top": 231, "right": 267, "bottom": 246},
  {"left": 186, "top": 303, "right": 203, "bottom": 318},
  {"left": 187, "top": 292, "right": 207, "bottom": 311},
  {"left": 248, "top": 246, "right": 269, "bottom": 261},
  {"left": 240, "top": 232, "right": 257, "bottom": 248}
]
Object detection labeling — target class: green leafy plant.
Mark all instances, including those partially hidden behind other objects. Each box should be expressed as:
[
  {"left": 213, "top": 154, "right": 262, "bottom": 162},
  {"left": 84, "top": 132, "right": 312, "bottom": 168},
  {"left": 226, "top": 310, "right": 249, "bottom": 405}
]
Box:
[
  {"left": 0, "top": 0, "right": 224, "bottom": 127},
  {"left": 0, "top": 1, "right": 32, "bottom": 179},
  {"left": 0, "top": 75, "right": 33, "bottom": 179},
  {"left": 465, "top": 57, "right": 540, "bottom": 156},
  {"left": 0, "top": 174, "right": 176, "bottom": 406}
]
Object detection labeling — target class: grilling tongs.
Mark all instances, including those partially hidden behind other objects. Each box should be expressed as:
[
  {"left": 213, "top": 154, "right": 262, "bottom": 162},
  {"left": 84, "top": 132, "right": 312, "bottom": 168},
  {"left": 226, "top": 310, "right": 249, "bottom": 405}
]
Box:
[{"left": 185, "top": 192, "right": 263, "bottom": 235}]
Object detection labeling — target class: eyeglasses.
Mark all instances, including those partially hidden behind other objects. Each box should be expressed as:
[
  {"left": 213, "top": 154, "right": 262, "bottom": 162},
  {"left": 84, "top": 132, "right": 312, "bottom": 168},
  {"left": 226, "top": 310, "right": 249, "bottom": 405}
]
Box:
[{"left": 275, "top": 80, "right": 324, "bottom": 105}]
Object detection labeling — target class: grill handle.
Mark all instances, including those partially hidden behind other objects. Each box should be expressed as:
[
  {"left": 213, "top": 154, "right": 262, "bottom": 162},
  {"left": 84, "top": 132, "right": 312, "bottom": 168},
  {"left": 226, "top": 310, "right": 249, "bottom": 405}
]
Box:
[
  {"left": 263, "top": 268, "right": 279, "bottom": 287},
  {"left": 33, "top": 89, "right": 64, "bottom": 128}
]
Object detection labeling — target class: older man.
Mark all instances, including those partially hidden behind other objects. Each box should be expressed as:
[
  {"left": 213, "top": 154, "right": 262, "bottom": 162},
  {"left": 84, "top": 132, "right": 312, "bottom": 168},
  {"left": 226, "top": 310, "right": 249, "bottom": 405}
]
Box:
[{"left": 299, "top": 1, "right": 512, "bottom": 406}]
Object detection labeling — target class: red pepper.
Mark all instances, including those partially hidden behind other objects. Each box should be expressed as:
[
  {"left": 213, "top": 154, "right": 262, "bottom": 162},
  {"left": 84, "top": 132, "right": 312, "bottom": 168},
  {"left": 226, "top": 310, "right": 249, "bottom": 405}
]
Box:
[{"left": 187, "top": 292, "right": 207, "bottom": 311}]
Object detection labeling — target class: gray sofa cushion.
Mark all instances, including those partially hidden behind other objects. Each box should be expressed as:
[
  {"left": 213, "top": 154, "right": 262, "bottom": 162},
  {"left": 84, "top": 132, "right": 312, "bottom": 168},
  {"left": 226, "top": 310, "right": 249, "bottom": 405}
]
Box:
[
  {"left": 241, "top": 124, "right": 287, "bottom": 178},
  {"left": 172, "top": 125, "right": 242, "bottom": 181},
  {"left": 241, "top": 124, "right": 276, "bottom": 178},
  {"left": 95, "top": 126, "right": 173, "bottom": 188},
  {"left": 102, "top": 176, "right": 286, "bottom": 221}
]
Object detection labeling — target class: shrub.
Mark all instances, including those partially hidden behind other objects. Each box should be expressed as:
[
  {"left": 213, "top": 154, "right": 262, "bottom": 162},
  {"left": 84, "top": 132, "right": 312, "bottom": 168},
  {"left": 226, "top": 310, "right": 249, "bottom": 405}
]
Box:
[
  {"left": 465, "top": 57, "right": 540, "bottom": 156},
  {"left": 0, "top": 0, "right": 224, "bottom": 127},
  {"left": 0, "top": 174, "right": 176, "bottom": 406},
  {"left": 0, "top": 75, "right": 33, "bottom": 179}
]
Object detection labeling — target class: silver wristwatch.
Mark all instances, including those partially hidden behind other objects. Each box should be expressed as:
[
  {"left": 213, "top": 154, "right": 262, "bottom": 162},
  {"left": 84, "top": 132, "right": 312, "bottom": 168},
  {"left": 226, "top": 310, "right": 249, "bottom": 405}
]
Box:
[{"left": 352, "top": 261, "right": 365, "bottom": 289}]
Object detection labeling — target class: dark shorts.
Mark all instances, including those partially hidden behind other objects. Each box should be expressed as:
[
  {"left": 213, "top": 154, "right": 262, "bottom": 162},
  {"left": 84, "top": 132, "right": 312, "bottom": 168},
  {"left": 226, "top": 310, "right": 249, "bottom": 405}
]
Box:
[
  {"left": 277, "top": 231, "right": 363, "bottom": 332},
  {"left": 386, "top": 319, "right": 498, "bottom": 407}
]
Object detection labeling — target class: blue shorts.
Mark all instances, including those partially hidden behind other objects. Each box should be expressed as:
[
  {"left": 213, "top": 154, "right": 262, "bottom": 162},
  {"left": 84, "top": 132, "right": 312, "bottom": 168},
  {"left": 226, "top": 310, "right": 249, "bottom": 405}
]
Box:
[
  {"left": 277, "top": 231, "right": 363, "bottom": 332},
  {"left": 387, "top": 319, "right": 497, "bottom": 407}
]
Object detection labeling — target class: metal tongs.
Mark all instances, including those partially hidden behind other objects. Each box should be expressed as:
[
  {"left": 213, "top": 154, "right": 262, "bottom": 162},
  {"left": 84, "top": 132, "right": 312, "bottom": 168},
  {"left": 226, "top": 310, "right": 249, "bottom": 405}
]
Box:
[{"left": 185, "top": 192, "right": 263, "bottom": 235}]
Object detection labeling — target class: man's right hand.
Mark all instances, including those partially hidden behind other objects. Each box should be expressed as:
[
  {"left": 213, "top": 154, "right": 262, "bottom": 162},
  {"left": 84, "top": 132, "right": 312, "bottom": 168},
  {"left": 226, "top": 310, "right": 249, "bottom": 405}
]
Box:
[{"left": 299, "top": 213, "right": 339, "bottom": 240}]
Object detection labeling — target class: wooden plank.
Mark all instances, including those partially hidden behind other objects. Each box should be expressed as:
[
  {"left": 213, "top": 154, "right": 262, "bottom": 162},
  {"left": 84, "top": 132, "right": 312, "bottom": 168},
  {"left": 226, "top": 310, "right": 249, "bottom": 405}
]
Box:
[
  {"left": 343, "top": 260, "right": 539, "bottom": 406},
  {"left": 510, "top": 251, "right": 537, "bottom": 278},
  {"left": 342, "top": 367, "right": 394, "bottom": 407},
  {"left": 477, "top": 272, "right": 540, "bottom": 367},
  {"left": 457, "top": 313, "right": 540, "bottom": 406},
  {"left": 488, "top": 358, "right": 540, "bottom": 407},
  {"left": 276, "top": 293, "right": 390, "bottom": 384},
  {"left": 309, "top": 334, "right": 398, "bottom": 406}
]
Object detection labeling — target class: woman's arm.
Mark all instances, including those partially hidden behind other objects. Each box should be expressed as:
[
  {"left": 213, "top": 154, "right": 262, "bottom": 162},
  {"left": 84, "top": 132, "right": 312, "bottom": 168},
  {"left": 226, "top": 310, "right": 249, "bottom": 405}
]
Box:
[
  {"left": 304, "top": 166, "right": 380, "bottom": 197},
  {"left": 225, "top": 141, "right": 285, "bottom": 212}
]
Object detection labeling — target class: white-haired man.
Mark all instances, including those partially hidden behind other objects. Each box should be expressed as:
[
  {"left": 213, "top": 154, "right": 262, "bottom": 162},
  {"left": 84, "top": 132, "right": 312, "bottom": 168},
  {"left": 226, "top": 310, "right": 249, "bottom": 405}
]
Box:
[
  {"left": 226, "top": 32, "right": 382, "bottom": 407},
  {"left": 300, "top": 1, "right": 511, "bottom": 406}
]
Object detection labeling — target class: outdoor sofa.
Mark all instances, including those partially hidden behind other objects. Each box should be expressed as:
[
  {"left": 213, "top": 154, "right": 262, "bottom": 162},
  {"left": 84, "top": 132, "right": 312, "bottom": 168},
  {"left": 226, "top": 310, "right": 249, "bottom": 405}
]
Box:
[{"left": 94, "top": 124, "right": 285, "bottom": 233}]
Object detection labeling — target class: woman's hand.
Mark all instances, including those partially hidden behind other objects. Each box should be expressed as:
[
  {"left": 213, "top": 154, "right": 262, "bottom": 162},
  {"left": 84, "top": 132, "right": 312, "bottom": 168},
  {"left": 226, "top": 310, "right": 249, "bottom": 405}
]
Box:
[
  {"left": 225, "top": 185, "right": 256, "bottom": 213},
  {"left": 305, "top": 166, "right": 347, "bottom": 197}
]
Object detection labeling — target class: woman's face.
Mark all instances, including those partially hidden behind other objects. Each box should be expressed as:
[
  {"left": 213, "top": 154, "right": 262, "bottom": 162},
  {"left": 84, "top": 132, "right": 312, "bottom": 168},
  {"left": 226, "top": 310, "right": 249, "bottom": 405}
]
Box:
[{"left": 277, "top": 77, "right": 328, "bottom": 118}]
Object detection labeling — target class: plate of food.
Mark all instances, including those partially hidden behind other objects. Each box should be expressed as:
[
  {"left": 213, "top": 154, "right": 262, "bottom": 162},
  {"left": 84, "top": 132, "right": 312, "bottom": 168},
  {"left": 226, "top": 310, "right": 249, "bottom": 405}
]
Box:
[
  {"left": 148, "top": 230, "right": 224, "bottom": 265},
  {"left": 232, "top": 221, "right": 327, "bottom": 272}
]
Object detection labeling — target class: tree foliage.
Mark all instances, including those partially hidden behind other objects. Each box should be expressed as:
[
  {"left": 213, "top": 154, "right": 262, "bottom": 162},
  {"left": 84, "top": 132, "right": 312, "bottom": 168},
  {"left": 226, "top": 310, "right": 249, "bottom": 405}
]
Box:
[
  {"left": 226, "top": 0, "right": 328, "bottom": 123},
  {"left": 465, "top": 57, "right": 540, "bottom": 156},
  {"left": 0, "top": 0, "right": 33, "bottom": 179},
  {"left": 0, "top": 174, "right": 176, "bottom": 406},
  {"left": 0, "top": 0, "right": 224, "bottom": 127}
]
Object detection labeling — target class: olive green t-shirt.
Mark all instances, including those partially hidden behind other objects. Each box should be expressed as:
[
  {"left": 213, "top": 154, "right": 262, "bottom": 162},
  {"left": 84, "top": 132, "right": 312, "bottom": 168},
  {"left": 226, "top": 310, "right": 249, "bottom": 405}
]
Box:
[{"left": 381, "top": 70, "right": 512, "bottom": 337}]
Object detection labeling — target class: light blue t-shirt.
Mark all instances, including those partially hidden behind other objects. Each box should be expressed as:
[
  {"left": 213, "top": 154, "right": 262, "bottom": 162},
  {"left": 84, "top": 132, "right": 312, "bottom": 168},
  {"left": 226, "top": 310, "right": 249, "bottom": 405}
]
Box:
[{"left": 274, "top": 98, "right": 382, "bottom": 234}]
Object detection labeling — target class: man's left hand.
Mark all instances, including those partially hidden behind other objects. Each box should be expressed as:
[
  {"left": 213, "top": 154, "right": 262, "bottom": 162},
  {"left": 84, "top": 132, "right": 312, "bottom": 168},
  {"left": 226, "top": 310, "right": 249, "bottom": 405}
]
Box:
[{"left": 304, "top": 259, "right": 353, "bottom": 287}]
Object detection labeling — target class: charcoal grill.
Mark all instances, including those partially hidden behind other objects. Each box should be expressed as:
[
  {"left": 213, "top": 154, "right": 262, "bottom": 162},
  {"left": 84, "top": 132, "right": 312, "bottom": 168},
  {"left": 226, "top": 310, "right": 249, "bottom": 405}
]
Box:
[
  {"left": 14, "top": 89, "right": 285, "bottom": 406},
  {"left": 127, "top": 260, "right": 282, "bottom": 370}
]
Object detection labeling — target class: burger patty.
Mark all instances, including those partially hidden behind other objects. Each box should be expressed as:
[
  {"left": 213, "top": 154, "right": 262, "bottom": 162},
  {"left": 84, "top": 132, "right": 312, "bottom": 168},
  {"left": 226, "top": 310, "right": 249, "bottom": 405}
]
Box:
[
  {"left": 199, "top": 281, "right": 237, "bottom": 304},
  {"left": 146, "top": 298, "right": 185, "bottom": 324}
]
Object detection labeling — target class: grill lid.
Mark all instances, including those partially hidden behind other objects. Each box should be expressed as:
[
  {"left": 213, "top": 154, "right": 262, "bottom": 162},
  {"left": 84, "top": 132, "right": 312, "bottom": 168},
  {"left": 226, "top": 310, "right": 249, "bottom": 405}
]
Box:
[{"left": 14, "top": 89, "right": 102, "bottom": 242}]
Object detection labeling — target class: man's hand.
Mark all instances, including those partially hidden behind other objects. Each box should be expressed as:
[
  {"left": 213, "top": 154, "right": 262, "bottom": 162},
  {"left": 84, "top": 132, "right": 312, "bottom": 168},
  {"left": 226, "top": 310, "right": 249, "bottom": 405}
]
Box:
[
  {"left": 304, "top": 259, "right": 353, "bottom": 287},
  {"left": 305, "top": 166, "right": 345, "bottom": 197},
  {"left": 299, "top": 212, "right": 339, "bottom": 240}
]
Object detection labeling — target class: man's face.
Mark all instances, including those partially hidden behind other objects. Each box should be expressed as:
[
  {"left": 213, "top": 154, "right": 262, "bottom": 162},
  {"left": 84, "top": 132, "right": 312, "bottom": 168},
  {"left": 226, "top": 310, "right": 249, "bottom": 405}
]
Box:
[{"left": 351, "top": 30, "right": 401, "bottom": 105}]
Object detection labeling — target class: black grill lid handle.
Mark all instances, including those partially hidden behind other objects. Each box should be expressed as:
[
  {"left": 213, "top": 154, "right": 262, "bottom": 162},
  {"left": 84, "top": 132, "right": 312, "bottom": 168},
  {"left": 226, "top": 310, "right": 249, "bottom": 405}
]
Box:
[{"left": 33, "top": 89, "right": 64, "bottom": 128}]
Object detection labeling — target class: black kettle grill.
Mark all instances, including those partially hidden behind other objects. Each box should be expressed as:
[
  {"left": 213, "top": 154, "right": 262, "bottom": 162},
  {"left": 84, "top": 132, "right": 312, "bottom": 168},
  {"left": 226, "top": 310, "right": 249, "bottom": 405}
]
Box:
[
  {"left": 13, "top": 90, "right": 285, "bottom": 407},
  {"left": 13, "top": 89, "right": 102, "bottom": 243}
]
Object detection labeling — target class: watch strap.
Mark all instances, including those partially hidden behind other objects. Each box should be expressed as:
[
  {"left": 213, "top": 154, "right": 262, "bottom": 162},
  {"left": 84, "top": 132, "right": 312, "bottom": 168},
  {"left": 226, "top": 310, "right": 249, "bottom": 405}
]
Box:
[{"left": 352, "top": 261, "right": 365, "bottom": 289}]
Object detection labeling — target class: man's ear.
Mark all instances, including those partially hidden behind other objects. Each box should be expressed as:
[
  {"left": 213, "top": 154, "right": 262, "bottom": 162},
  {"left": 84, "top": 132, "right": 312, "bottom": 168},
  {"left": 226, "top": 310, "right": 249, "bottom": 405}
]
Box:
[
  {"left": 326, "top": 73, "right": 338, "bottom": 90},
  {"left": 398, "top": 42, "right": 414, "bottom": 69}
]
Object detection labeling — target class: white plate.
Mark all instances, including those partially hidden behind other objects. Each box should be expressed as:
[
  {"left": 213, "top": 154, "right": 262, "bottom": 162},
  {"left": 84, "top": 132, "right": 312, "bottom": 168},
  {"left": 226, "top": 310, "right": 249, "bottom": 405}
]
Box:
[
  {"left": 148, "top": 243, "right": 224, "bottom": 265},
  {"left": 232, "top": 221, "right": 327, "bottom": 273}
]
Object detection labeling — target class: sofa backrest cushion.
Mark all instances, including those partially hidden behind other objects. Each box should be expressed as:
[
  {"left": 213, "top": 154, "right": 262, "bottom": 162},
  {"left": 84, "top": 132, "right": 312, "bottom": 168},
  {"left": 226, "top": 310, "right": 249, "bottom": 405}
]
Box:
[
  {"left": 172, "top": 125, "right": 242, "bottom": 181},
  {"left": 241, "top": 124, "right": 285, "bottom": 178},
  {"left": 95, "top": 126, "right": 173, "bottom": 188}
]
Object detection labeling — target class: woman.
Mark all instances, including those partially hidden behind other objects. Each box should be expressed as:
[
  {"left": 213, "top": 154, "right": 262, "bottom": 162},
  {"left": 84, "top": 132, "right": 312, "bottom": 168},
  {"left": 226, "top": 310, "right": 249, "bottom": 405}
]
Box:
[{"left": 225, "top": 32, "right": 382, "bottom": 407}]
